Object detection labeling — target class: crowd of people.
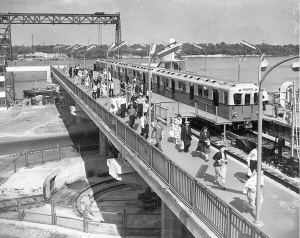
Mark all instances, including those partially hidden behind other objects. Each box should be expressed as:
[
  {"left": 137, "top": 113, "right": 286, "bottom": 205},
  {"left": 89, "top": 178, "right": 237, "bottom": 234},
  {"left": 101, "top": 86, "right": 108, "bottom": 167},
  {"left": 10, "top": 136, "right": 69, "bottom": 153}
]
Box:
[{"left": 66, "top": 65, "right": 265, "bottom": 216}]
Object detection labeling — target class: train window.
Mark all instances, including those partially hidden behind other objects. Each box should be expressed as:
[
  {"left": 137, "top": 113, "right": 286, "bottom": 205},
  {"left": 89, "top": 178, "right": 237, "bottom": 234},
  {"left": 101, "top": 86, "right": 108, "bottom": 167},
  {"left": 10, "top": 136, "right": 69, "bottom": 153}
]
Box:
[
  {"left": 233, "top": 93, "right": 242, "bottom": 105},
  {"left": 178, "top": 81, "right": 182, "bottom": 89},
  {"left": 224, "top": 92, "right": 228, "bottom": 104},
  {"left": 245, "top": 94, "right": 251, "bottom": 105},
  {"left": 182, "top": 83, "right": 186, "bottom": 92},
  {"left": 198, "top": 86, "right": 203, "bottom": 97},
  {"left": 203, "top": 87, "right": 208, "bottom": 98},
  {"left": 254, "top": 93, "right": 258, "bottom": 104}
]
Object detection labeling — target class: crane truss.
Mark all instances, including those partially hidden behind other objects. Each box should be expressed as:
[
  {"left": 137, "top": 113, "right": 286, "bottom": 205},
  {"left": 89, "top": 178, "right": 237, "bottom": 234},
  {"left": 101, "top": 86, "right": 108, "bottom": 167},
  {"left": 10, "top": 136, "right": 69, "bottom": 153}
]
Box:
[{"left": 0, "top": 12, "right": 122, "bottom": 59}]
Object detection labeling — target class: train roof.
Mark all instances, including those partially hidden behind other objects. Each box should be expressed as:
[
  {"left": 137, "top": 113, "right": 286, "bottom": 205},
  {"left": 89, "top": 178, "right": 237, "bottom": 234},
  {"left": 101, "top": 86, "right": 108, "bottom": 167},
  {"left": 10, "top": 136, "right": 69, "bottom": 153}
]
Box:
[
  {"left": 96, "top": 59, "right": 258, "bottom": 90},
  {"left": 153, "top": 68, "right": 258, "bottom": 90}
]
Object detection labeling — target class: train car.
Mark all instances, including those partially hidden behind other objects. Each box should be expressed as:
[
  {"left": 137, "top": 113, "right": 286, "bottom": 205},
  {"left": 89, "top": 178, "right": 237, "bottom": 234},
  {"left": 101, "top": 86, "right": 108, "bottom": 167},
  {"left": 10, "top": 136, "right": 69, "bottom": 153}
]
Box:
[
  {"left": 151, "top": 68, "right": 258, "bottom": 129},
  {"left": 95, "top": 59, "right": 259, "bottom": 129}
]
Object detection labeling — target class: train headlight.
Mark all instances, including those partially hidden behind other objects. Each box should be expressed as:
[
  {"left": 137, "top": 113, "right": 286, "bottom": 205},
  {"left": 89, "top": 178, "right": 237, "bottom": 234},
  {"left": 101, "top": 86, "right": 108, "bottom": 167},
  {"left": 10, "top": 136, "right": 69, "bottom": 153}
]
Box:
[{"left": 232, "top": 112, "right": 238, "bottom": 118}]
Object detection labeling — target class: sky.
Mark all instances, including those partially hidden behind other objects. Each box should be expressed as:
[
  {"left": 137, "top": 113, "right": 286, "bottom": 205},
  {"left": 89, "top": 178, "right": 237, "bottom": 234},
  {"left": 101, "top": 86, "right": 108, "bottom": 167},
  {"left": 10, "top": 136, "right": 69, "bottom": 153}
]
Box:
[{"left": 1, "top": 0, "right": 299, "bottom": 46}]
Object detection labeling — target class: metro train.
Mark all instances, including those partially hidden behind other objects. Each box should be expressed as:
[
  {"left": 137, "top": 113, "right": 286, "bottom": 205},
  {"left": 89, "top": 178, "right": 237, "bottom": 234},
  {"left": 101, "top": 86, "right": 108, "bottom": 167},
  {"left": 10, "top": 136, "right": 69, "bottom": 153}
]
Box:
[{"left": 95, "top": 59, "right": 259, "bottom": 130}]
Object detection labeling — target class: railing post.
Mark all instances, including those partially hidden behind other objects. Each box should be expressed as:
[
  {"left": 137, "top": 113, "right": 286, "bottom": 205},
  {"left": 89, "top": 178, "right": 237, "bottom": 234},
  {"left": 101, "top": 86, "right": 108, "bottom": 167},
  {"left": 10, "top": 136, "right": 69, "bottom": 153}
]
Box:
[
  {"left": 166, "top": 106, "right": 169, "bottom": 125},
  {"left": 168, "top": 160, "right": 171, "bottom": 186},
  {"left": 41, "top": 150, "right": 44, "bottom": 164},
  {"left": 51, "top": 201, "right": 56, "bottom": 225},
  {"left": 225, "top": 208, "right": 231, "bottom": 238},
  {"left": 191, "top": 179, "right": 196, "bottom": 209},
  {"left": 14, "top": 159, "right": 16, "bottom": 173},
  {"left": 83, "top": 206, "right": 87, "bottom": 232},
  {"left": 123, "top": 208, "right": 126, "bottom": 237},
  {"left": 78, "top": 140, "right": 81, "bottom": 155},
  {"left": 172, "top": 106, "right": 175, "bottom": 126},
  {"left": 24, "top": 149, "right": 28, "bottom": 167},
  {"left": 57, "top": 144, "right": 60, "bottom": 161},
  {"left": 17, "top": 198, "right": 21, "bottom": 221}
]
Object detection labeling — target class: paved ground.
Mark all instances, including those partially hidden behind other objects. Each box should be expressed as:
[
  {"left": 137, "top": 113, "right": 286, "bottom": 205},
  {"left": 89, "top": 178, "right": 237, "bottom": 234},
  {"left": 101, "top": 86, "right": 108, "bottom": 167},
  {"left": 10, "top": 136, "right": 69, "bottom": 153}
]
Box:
[{"left": 77, "top": 72, "right": 299, "bottom": 238}]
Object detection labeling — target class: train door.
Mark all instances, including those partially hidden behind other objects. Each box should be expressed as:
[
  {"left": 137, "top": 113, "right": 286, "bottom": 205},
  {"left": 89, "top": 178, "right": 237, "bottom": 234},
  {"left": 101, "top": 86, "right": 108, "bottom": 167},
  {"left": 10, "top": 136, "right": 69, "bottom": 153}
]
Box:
[
  {"left": 243, "top": 93, "right": 252, "bottom": 119},
  {"left": 189, "top": 83, "right": 194, "bottom": 105},
  {"left": 171, "top": 79, "right": 175, "bottom": 99},
  {"left": 143, "top": 73, "right": 146, "bottom": 88},
  {"left": 125, "top": 69, "right": 129, "bottom": 84},
  {"left": 157, "top": 76, "right": 160, "bottom": 93},
  {"left": 213, "top": 89, "right": 219, "bottom": 106}
]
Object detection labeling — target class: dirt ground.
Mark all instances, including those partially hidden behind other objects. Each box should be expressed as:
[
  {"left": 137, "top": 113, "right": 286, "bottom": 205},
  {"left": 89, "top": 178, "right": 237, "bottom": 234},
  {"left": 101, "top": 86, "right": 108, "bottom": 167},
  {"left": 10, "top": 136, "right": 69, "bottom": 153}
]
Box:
[{"left": 0, "top": 223, "right": 76, "bottom": 238}]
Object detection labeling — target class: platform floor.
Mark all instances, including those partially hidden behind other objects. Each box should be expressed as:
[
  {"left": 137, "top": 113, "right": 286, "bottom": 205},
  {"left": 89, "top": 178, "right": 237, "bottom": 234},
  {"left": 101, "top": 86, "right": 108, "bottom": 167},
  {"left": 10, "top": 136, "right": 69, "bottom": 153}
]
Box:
[{"left": 65, "top": 72, "right": 299, "bottom": 238}]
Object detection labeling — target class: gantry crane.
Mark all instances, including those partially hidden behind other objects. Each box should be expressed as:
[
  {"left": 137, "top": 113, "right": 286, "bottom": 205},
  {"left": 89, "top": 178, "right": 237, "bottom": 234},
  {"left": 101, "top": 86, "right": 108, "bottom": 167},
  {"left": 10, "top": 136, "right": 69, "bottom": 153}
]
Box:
[{"left": 0, "top": 12, "right": 122, "bottom": 60}]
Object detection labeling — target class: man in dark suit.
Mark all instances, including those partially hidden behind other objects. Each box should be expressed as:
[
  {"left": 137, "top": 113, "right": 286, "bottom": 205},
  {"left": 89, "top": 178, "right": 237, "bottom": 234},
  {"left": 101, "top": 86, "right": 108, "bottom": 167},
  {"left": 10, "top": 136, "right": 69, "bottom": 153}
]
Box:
[{"left": 181, "top": 120, "right": 192, "bottom": 152}]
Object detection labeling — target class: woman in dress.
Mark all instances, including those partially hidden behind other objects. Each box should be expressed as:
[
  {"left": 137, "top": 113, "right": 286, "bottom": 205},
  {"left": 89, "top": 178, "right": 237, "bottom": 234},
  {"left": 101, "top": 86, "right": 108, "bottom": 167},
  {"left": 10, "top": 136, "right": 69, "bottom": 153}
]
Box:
[
  {"left": 173, "top": 116, "right": 182, "bottom": 145},
  {"left": 198, "top": 126, "right": 211, "bottom": 161}
]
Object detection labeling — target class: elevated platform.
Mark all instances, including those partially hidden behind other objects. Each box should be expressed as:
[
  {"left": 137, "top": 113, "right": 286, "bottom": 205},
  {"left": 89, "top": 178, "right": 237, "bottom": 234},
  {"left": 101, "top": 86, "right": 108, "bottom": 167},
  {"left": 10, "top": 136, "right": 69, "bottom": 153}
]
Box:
[{"left": 54, "top": 68, "right": 299, "bottom": 238}]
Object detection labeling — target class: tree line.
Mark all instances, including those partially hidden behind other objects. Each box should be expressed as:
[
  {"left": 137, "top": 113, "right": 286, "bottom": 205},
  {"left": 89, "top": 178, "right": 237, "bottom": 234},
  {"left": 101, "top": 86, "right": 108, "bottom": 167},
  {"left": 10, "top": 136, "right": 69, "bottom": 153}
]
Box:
[{"left": 10, "top": 42, "right": 299, "bottom": 60}]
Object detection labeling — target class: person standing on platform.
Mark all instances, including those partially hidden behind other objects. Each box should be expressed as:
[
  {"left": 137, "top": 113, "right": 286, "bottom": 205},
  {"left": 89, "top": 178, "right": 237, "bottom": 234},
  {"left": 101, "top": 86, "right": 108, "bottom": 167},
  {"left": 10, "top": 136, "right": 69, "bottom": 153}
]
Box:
[
  {"left": 213, "top": 145, "right": 228, "bottom": 190},
  {"left": 140, "top": 112, "right": 149, "bottom": 139},
  {"left": 69, "top": 66, "right": 73, "bottom": 78},
  {"left": 262, "top": 88, "right": 269, "bottom": 111},
  {"left": 153, "top": 119, "right": 164, "bottom": 151},
  {"left": 181, "top": 121, "right": 192, "bottom": 152},
  {"left": 108, "top": 80, "right": 114, "bottom": 97},
  {"left": 243, "top": 168, "right": 265, "bottom": 212},
  {"left": 198, "top": 126, "right": 211, "bottom": 161},
  {"left": 120, "top": 94, "right": 127, "bottom": 118},
  {"left": 273, "top": 99, "right": 279, "bottom": 118},
  {"left": 246, "top": 148, "right": 257, "bottom": 179},
  {"left": 92, "top": 82, "right": 97, "bottom": 99},
  {"left": 173, "top": 116, "right": 182, "bottom": 145},
  {"left": 127, "top": 103, "right": 137, "bottom": 129},
  {"left": 136, "top": 94, "right": 144, "bottom": 118}
]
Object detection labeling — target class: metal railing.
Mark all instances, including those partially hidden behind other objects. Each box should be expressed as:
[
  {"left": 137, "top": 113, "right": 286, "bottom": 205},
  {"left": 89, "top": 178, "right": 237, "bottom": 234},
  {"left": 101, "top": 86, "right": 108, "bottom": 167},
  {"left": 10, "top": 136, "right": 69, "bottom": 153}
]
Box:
[
  {"left": 49, "top": 66, "right": 269, "bottom": 238},
  {"left": 0, "top": 142, "right": 99, "bottom": 187},
  {"left": 0, "top": 198, "right": 160, "bottom": 237}
]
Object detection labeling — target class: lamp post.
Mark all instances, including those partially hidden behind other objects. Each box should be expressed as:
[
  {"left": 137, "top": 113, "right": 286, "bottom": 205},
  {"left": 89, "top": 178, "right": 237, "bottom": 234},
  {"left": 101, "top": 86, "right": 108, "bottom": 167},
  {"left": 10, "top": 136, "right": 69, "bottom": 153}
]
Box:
[
  {"left": 147, "top": 41, "right": 182, "bottom": 141},
  {"left": 233, "top": 56, "right": 247, "bottom": 81},
  {"left": 241, "top": 40, "right": 299, "bottom": 226},
  {"left": 84, "top": 44, "right": 97, "bottom": 69},
  {"left": 192, "top": 44, "right": 207, "bottom": 75}
]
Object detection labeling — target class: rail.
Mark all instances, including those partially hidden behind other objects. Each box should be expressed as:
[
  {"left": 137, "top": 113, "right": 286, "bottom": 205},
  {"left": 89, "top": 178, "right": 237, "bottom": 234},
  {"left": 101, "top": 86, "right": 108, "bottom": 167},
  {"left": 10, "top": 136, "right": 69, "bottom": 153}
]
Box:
[{"left": 48, "top": 66, "right": 269, "bottom": 238}]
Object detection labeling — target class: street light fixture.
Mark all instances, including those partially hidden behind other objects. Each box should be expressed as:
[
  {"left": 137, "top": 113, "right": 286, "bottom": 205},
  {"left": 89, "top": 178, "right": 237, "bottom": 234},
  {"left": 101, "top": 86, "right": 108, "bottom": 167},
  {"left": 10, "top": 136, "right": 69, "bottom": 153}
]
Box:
[
  {"left": 233, "top": 56, "right": 247, "bottom": 81},
  {"left": 84, "top": 44, "right": 97, "bottom": 69},
  {"left": 241, "top": 39, "right": 299, "bottom": 226},
  {"left": 147, "top": 41, "right": 182, "bottom": 141},
  {"left": 192, "top": 44, "right": 207, "bottom": 75}
]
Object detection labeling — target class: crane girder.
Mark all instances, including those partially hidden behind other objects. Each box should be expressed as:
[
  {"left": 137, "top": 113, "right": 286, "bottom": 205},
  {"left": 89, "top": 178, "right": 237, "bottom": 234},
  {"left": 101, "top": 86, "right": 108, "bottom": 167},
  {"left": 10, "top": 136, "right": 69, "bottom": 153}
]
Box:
[
  {"left": 0, "top": 13, "right": 120, "bottom": 25},
  {"left": 0, "top": 12, "right": 122, "bottom": 60}
]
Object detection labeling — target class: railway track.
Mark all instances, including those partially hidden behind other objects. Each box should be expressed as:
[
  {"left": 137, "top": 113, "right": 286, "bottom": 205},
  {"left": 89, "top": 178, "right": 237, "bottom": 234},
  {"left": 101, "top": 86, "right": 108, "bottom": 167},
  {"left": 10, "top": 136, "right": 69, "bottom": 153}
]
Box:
[{"left": 190, "top": 124, "right": 299, "bottom": 194}]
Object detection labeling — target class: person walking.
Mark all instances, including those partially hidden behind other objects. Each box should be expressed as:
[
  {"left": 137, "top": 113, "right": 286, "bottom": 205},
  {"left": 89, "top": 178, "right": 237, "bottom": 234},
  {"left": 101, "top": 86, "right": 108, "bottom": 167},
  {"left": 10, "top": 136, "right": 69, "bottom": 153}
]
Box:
[
  {"left": 181, "top": 121, "right": 192, "bottom": 152},
  {"left": 127, "top": 103, "right": 137, "bottom": 129},
  {"left": 198, "top": 126, "right": 211, "bottom": 161},
  {"left": 213, "top": 145, "right": 228, "bottom": 190},
  {"left": 108, "top": 80, "right": 114, "bottom": 97},
  {"left": 246, "top": 147, "right": 257, "bottom": 178},
  {"left": 153, "top": 119, "right": 164, "bottom": 151},
  {"left": 140, "top": 112, "right": 149, "bottom": 139},
  {"left": 243, "top": 168, "right": 265, "bottom": 213},
  {"left": 92, "top": 82, "right": 97, "bottom": 99}
]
